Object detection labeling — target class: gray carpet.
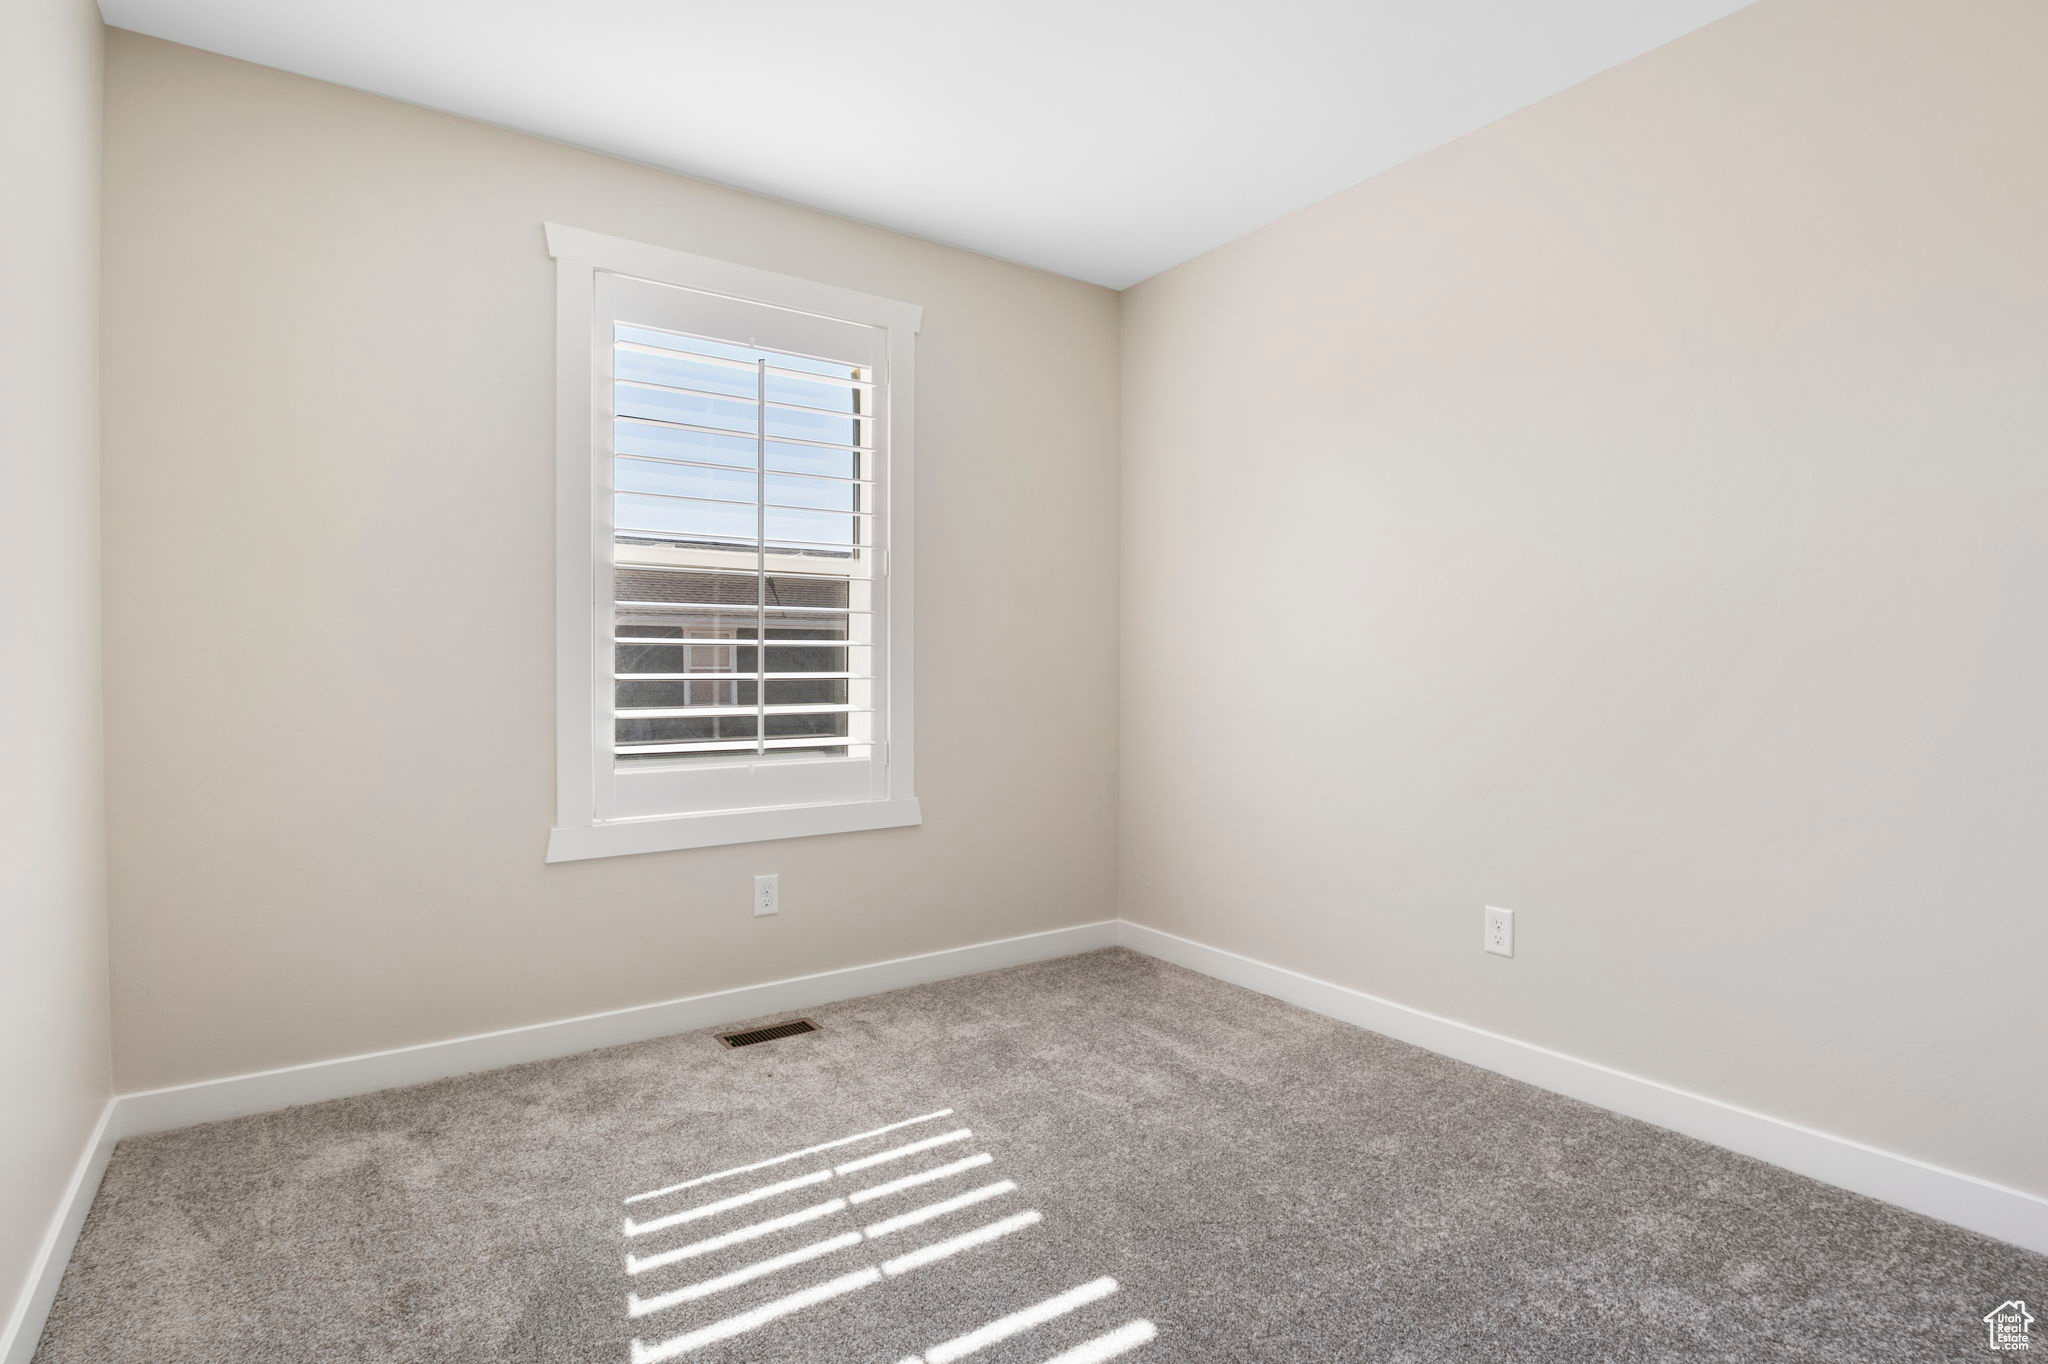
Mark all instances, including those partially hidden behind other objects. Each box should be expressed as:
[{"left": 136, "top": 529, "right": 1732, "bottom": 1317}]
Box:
[{"left": 33, "top": 948, "right": 2044, "bottom": 1363}]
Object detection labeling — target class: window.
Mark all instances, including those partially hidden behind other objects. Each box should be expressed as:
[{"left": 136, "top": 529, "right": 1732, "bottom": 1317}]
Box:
[{"left": 545, "top": 225, "right": 921, "bottom": 860}]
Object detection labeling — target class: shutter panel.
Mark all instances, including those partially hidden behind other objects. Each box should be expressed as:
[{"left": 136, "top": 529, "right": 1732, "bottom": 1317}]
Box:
[{"left": 595, "top": 274, "right": 890, "bottom": 821}]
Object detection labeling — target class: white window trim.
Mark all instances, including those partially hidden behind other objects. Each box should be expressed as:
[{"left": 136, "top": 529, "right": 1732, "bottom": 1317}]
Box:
[{"left": 543, "top": 223, "right": 921, "bottom": 861}]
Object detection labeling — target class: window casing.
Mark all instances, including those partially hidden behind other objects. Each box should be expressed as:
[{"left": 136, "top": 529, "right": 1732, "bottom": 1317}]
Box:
[{"left": 546, "top": 225, "right": 920, "bottom": 860}]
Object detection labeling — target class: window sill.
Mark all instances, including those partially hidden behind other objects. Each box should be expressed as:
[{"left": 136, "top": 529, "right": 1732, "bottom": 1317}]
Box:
[{"left": 545, "top": 797, "right": 922, "bottom": 862}]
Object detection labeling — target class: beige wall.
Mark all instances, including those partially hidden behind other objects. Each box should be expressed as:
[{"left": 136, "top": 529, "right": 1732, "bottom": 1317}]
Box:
[
  {"left": 1122, "top": 0, "right": 2048, "bottom": 1197},
  {"left": 0, "top": 0, "right": 109, "bottom": 1333},
  {"left": 101, "top": 33, "right": 1121, "bottom": 1092}
]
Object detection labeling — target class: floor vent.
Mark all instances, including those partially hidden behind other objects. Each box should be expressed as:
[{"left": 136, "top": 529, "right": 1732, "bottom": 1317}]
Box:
[{"left": 718, "top": 1019, "right": 821, "bottom": 1049}]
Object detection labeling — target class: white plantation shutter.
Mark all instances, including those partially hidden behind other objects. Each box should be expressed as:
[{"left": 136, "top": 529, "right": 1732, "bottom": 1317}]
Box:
[
  {"left": 598, "top": 272, "right": 889, "bottom": 821},
  {"left": 545, "top": 225, "right": 918, "bottom": 857}
]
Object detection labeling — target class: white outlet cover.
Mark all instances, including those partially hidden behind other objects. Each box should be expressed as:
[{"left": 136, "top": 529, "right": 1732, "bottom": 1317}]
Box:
[
  {"left": 753, "top": 874, "right": 780, "bottom": 917},
  {"left": 1485, "top": 905, "right": 1514, "bottom": 958}
]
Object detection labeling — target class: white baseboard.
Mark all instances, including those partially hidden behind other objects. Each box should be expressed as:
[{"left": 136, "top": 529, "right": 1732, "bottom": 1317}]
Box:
[
  {"left": 1117, "top": 920, "right": 2048, "bottom": 1257},
  {"left": 0, "top": 1101, "right": 118, "bottom": 1364},
  {"left": 117, "top": 919, "right": 1120, "bottom": 1137}
]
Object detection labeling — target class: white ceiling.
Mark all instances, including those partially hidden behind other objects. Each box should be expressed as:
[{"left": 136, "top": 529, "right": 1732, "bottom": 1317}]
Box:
[{"left": 99, "top": 0, "right": 1754, "bottom": 288}]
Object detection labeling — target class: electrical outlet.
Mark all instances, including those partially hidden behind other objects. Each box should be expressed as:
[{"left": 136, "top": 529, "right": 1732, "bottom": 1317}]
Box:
[
  {"left": 753, "top": 874, "right": 779, "bottom": 917},
  {"left": 1484, "top": 905, "right": 1514, "bottom": 958}
]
